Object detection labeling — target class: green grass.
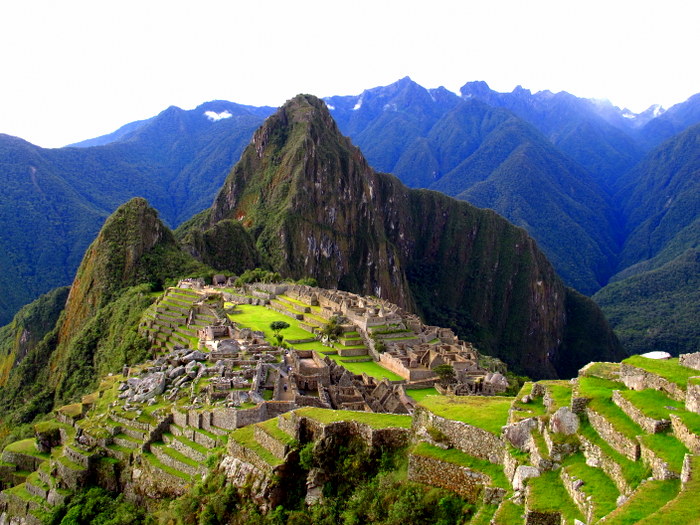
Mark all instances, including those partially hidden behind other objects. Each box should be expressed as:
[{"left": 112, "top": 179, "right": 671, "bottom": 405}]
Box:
[
  {"left": 143, "top": 451, "right": 192, "bottom": 481},
  {"left": 638, "top": 433, "right": 689, "bottom": 472},
  {"left": 4, "top": 439, "right": 48, "bottom": 459},
  {"left": 229, "top": 303, "right": 314, "bottom": 341},
  {"left": 528, "top": 469, "right": 585, "bottom": 522},
  {"left": 674, "top": 410, "right": 700, "bottom": 435},
  {"left": 229, "top": 426, "right": 282, "bottom": 466},
  {"left": 492, "top": 500, "right": 524, "bottom": 524},
  {"left": 623, "top": 356, "right": 697, "bottom": 389},
  {"left": 167, "top": 433, "right": 209, "bottom": 456},
  {"left": 258, "top": 418, "right": 295, "bottom": 445},
  {"left": 152, "top": 443, "right": 200, "bottom": 468},
  {"left": 418, "top": 396, "right": 512, "bottom": 435},
  {"left": 4, "top": 483, "right": 47, "bottom": 506},
  {"left": 322, "top": 352, "right": 403, "bottom": 381},
  {"left": 405, "top": 388, "right": 439, "bottom": 403},
  {"left": 577, "top": 377, "right": 643, "bottom": 440},
  {"left": 580, "top": 361, "right": 621, "bottom": 380},
  {"left": 541, "top": 380, "right": 573, "bottom": 412},
  {"left": 619, "top": 389, "right": 684, "bottom": 420},
  {"left": 563, "top": 453, "right": 619, "bottom": 520},
  {"left": 470, "top": 504, "right": 498, "bottom": 525},
  {"left": 531, "top": 430, "right": 548, "bottom": 459},
  {"left": 602, "top": 479, "right": 680, "bottom": 525},
  {"left": 411, "top": 442, "right": 509, "bottom": 488},
  {"left": 57, "top": 455, "right": 85, "bottom": 471},
  {"left": 230, "top": 304, "right": 402, "bottom": 380},
  {"left": 635, "top": 456, "right": 700, "bottom": 524},
  {"left": 296, "top": 407, "right": 412, "bottom": 429},
  {"left": 578, "top": 420, "right": 650, "bottom": 489},
  {"left": 511, "top": 390, "right": 546, "bottom": 422}
]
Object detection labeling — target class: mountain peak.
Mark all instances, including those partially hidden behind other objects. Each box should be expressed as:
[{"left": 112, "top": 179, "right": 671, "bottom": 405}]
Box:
[{"left": 59, "top": 197, "right": 197, "bottom": 343}]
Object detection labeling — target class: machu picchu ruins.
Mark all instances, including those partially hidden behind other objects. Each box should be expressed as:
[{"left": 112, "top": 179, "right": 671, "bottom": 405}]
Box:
[{"left": 1, "top": 281, "right": 700, "bottom": 524}]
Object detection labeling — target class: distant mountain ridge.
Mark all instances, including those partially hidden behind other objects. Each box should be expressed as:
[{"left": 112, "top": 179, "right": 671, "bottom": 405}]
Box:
[{"left": 1, "top": 77, "right": 699, "bottom": 359}]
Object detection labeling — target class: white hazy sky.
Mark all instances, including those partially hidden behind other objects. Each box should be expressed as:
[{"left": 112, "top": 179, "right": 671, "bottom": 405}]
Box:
[{"left": 1, "top": 0, "right": 698, "bottom": 148}]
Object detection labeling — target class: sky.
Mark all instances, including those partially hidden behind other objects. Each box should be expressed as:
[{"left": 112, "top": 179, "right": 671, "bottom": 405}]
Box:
[{"left": 1, "top": 0, "right": 698, "bottom": 148}]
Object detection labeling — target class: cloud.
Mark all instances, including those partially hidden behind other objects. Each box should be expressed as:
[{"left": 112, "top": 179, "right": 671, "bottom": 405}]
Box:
[{"left": 204, "top": 110, "right": 232, "bottom": 122}]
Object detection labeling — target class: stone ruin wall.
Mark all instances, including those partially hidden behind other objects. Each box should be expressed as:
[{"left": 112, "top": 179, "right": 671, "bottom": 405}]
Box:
[
  {"left": 407, "top": 453, "right": 491, "bottom": 502},
  {"left": 619, "top": 364, "right": 686, "bottom": 402},
  {"left": 679, "top": 352, "right": 700, "bottom": 371},
  {"left": 413, "top": 408, "right": 505, "bottom": 464}
]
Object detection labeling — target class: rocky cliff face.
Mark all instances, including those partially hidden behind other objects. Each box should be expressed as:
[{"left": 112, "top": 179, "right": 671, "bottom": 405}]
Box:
[{"left": 185, "top": 95, "right": 623, "bottom": 377}]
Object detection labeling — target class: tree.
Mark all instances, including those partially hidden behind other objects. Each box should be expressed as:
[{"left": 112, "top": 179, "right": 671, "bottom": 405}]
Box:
[
  {"left": 433, "top": 364, "right": 456, "bottom": 387},
  {"left": 319, "top": 316, "right": 344, "bottom": 342},
  {"left": 270, "top": 321, "right": 290, "bottom": 344}
]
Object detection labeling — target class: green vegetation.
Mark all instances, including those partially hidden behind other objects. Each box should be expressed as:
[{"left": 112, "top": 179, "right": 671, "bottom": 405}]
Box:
[
  {"left": 434, "top": 363, "right": 456, "bottom": 387},
  {"left": 528, "top": 469, "right": 585, "bottom": 521},
  {"left": 595, "top": 250, "right": 700, "bottom": 358},
  {"left": 230, "top": 425, "right": 283, "bottom": 466},
  {"left": 296, "top": 407, "right": 412, "bottom": 429},
  {"left": 603, "top": 479, "right": 680, "bottom": 525},
  {"left": 542, "top": 380, "right": 573, "bottom": 412},
  {"left": 405, "top": 388, "right": 439, "bottom": 403},
  {"left": 638, "top": 433, "right": 689, "bottom": 472},
  {"left": 577, "top": 377, "right": 643, "bottom": 440},
  {"left": 580, "top": 361, "right": 621, "bottom": 380},
  {"left": 418, "top": 396, "right": 512, "bottom": 435},
  {"left": 635, "top": 455, "right": 700, "bottom": 524},
  {"left": 564, "top": 453, "right": 619, "bottom": 520},
  {"left": 492, "top": 500, "right": 524, "bottom": 524},
  {"left": 619, "top": 389, "right": 684, "bottom": 420},
  {"left": 578, "top": 420, "right": 650, "bottom": 489},
  {"left": 622, "top": 356, "right": 697, "bottom": 388}
]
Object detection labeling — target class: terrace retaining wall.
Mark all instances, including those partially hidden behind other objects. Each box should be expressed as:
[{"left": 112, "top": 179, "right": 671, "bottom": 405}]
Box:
[
  {"left": 619, "top": 364, "right": 686, "bottom": 402},
  {"left": 407, "top": 453, "right": 491, "bottom": 502},
  {"left": 586, "top": 408, "right": 640, "bottom": 461},
  {"left": 413, "top": 408, "right": 505, "bottom": 463}
]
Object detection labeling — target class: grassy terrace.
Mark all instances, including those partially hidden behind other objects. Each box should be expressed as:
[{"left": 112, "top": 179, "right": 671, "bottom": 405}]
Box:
[
  {"left": 418, "top": 396, "right": 512, "bottom": 435},
  {"left": 528, "top": 469, "right": 585, "bottom": 522},
  {"left": 578, "top": 420, "right": 650, "bottom": 489},
  {"left": 636, "top": 456, "right": 700, "bottom": 524},
  {"left": 511, "top": 382, "right": 546, "bottom": 421},
  {"left": 580, "top": 361, "right": 621, "bottom": 380},
  {"left": 258, "top": 418, "right": 295, "bottom": 445},
  {"left": 675, "top": 409, "right": 700, "bottom": 435},
  {"left": 4, "top": 439, "right": 49, "bottom": 459},
  {"left": 577, "top": 377, "right": 643, "bottom": 440},
  {"left": 638, "top": 433, "right": 689, "bottom": 472},
  {"left": 541, "top": 380, "right": 573, "bottom": 412},
  {"left": 619, "top": 389, "right": 685, "bottom": 420},
  {"left": 563, "top": 453, "right": 619, "bottom": 521},
  {"left": 603, "top": 479, "right": 680, "bottom": 525},
  {"left": 623, "top": 356, "right": 697, "bottom": 389},
  {"left": 229, "top": 426, "right": 282, "bottom": 467},
  {"left": 412, "top": 442, "right": 509, "bottom": 488},
  {"left": 405, "top": 387, "right": 439, "bottom": 403},
  {"left": 143, "top": 451, "right": 191, "bottom": 481},
  {"left": 295, "top": 407, "right": 412, "bottom": 429},
  {"left": 492, "top": 500, "right": 524, "bottom": 524},
  {"left": 321, "top": 352, "right": 403, "bottom": 381},
  {"left": 470, "top": 504, "right": 498, "bottom": 525},
  {"left": 228, "top": 303, "right": 404, "bottom": 382}
]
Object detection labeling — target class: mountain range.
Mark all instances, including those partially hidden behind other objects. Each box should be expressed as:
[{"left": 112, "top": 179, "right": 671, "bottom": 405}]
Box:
[{"left": 0, "top": 77, "right": 699, "bottom": 357}]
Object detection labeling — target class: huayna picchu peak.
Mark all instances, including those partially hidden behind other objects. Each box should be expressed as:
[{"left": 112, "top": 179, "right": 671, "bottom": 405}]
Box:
[{"left": 179, "top": 94, "right": 624, "bottom": 379}]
